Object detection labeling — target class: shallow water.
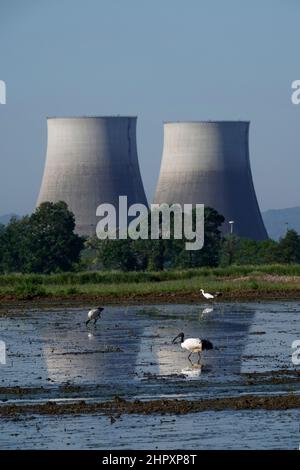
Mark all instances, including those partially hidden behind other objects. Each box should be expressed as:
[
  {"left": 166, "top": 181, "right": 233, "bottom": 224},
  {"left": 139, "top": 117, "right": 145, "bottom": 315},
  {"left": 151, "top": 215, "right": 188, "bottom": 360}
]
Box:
[
  {"left": 1, "top": 409, "right": 300, "bottom": 450},
  {"left": 0, "top": 301, "right": 300, "bottom": 449}
]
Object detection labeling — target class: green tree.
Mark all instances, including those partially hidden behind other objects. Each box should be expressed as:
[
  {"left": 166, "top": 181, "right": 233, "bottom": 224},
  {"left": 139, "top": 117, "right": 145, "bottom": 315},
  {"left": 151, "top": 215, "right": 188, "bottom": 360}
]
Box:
[
  {"left": 96, "top": 238, "right": 139, "bottom": 271},
  {"left": 277, "top": 229, "right": 300, "bottom": 264},
  {"left": 86, "top": 210, "right": 167, "bottom": 272},
  {"left": 172, "top": 207, "right": 225, "bottom": 268},
  {"left": 0, "top": 202, "right": 83, "bottom": 273},
  {"left": 0, "top": 224, "right": 5, "bottom": 272},
  {"left": 220, "top": 234, "right": 240, "bottom": 266},
  {"left": 146, "top": 240, "right": 166, "bottom": 270},
  {"left": 84, "top": 206, "right": 225, "bottom": 271},
  {"left": 24, "top": 201, "right": 84, "bottom": 273},
  {"left": 220, "top": 237, "right": 279, "bottom": 266},
  {"left": 0, "top": 216, "right": 31, "bottom": 272}
]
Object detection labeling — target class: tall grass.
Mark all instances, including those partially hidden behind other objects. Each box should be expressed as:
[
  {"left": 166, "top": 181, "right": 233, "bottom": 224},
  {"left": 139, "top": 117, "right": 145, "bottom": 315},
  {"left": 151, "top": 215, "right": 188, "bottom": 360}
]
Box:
[
  {"left": 0, "top": 276, "right": 299, "bottom": 300},
  {"left": 0, "top": 264, "right": 300, "bottom": 287}
]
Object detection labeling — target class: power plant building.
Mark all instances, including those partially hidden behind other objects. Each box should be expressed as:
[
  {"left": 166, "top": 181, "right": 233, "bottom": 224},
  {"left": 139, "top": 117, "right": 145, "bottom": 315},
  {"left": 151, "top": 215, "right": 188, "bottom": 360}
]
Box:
[
  {"left": 37, "top": 116, "right": 148, "bottom": 236},
  {"left": 154, "top": 121, "right": 267, "bottom": 240}
]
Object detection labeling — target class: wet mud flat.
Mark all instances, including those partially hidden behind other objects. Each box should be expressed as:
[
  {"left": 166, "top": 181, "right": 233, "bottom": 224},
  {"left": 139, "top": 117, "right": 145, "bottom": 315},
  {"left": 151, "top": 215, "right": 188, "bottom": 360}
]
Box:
[
  {"left": 1, "top": 409, "right": 299, "bottom": 450},
  {"left": 1, "top": 393, "right": 300, "bottom": 418},
  {"left": 1, "top": 301, "right": 300, "bottom": 449},
  {"left": 2, "top": 287, "right": 300, "bottom": 306}
]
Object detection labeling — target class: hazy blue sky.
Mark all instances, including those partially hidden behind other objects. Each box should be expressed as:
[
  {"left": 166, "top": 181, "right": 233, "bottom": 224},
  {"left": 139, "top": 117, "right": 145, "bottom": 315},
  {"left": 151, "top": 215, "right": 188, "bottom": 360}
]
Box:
[{"left": 0, "top": 0, "right": 299, "bottom": 215}]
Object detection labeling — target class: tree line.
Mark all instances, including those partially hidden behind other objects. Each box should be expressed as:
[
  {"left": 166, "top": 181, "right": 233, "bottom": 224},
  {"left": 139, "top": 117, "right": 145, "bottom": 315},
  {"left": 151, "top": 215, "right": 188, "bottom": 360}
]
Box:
[
  {"left": 0, "top": 202, "right": 83, "bottom": 274},
  {"left": 0, "top": 201, "right": 300, "bottom": 273}
]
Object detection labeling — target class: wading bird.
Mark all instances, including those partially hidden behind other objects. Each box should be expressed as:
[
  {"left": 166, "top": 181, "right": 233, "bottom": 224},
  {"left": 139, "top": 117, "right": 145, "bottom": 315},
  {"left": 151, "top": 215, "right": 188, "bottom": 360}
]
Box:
[
  {"left": 199, "top": 306, "right": 214, "bottom": 320},
  {"left": 202, "top": 307, "right": 214, "bottom": 315},
  {"left": 200, "top": 289, "right": 222, "bottom": 301},
  {"left": 86, "top": 307, "right": 104, "bottom": 326},
  {"left": 172, "top": 332, "right": 213, "bottom": 361}
]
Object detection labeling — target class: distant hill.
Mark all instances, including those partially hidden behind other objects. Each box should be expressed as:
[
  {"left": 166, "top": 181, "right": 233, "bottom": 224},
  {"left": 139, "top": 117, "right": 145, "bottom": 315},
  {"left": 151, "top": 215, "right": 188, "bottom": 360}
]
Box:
[
  {"left": 0, "top": 213, "right": 19, "bottom": 226},
  {"left": 262, "top": 207, "right": 300, "bottom": 240}
]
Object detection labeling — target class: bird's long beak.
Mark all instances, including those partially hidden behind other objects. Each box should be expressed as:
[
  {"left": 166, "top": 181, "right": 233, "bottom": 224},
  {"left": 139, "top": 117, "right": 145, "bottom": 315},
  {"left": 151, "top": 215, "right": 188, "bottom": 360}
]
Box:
[{"left": 172, "top": 334, "right": 181, "bottom": 344}]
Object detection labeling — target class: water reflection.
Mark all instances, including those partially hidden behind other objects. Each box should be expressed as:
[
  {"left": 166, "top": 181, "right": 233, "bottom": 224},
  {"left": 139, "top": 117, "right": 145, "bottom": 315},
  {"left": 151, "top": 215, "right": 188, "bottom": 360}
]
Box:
[
  {"left": 181, "top": 363, "right": 203, "bottom": 378},
  {"left": 135, "top": 303, "right": 256, "bottom": 380},
  {"left": 198, "top": 306, "right": 214, "bottom": 321},
  {"left": 202, "top": 307, "right": 214, "bottom": 315},
  {"left": 240, "top": 301, "right": 300, "bottom": 373},
  {"left": 42, "top": 307, "right": 144, "bottom": 385},
  {"left": 1, "top": 302, "right": 299, "bottom": 393}
]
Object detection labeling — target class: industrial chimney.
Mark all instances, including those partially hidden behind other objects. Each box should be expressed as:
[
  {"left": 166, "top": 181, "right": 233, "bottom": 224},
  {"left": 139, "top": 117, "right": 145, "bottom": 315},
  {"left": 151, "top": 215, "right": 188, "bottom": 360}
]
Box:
[
  {"left": 154, "top": 121, "right": 267, "bottom": 240},
  {"left": 37, "top": 116, "right": 148, "bottom": 236}
]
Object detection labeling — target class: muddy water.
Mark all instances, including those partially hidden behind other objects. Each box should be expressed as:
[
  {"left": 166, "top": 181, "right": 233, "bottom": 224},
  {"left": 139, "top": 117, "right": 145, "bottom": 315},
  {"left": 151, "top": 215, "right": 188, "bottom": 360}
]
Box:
[
  {"left": 0, "top": 301, "right": 300, "bottom": 449},
  {"left": 1, "top": 409, "right": 300, "bottom": 450}
]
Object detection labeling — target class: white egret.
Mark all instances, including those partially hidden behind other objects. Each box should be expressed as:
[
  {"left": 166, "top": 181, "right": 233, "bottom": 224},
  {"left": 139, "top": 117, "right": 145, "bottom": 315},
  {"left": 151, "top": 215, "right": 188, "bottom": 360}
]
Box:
[
  {"left": 172, "top": 332, "right": 213, "bottom": 361},
  {"left": 202, "top": 307, "right": 214, "bottom": 315},
  {"left": 200, "top": 289, "right": 222, "bottom": 301},
  {"left": 86, "top": 307, "right": 104, "bottom": 326},
  {"left": 199, "top": 306, "right": 214, "bottom": 320}
]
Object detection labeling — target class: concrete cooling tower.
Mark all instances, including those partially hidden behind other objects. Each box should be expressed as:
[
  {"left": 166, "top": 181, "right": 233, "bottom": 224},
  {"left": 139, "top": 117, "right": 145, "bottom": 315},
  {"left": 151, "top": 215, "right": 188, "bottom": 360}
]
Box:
[
  {"left": 37, "top": 116, "right": 148, "bottom": 236},
  {"left": 154, "top": 121, "right": 267, "bottom": 240}
]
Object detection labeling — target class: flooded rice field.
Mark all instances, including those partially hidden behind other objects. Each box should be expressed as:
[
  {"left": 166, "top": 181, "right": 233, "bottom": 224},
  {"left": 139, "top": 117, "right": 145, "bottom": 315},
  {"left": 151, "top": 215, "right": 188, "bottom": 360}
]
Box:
[{"left": 0, "top": 301, "right": 300, "bottom": 449}]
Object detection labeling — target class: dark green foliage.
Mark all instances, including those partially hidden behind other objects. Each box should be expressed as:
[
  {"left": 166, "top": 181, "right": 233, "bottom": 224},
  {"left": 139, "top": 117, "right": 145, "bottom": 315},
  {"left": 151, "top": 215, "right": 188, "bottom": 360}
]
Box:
[
  {"left": 96, "top": 238, "right": 139, "bottom": 271},
  {"left": 24, "top": 202, "right": 84, "bottom": 273},
  {"left": 172, "top": 207, "right": 224, "bottom": 268},
  {"left": 0, "top": 216, "right": 31, "bottom": 272},
  {"left": 0, "top": 224, "right": 5, "bottom": 270},
  {"left": 220, "top": 237, "right": 279, "bottom": 266},
  {"left": 85, "top": 207, "right": 224, "bottom": 271},
  {"left": 277, "top": 229, "right": 300, "bottom": 263},
  {"left": 2, "top": 201, "right": 300, "bottom": 275},
  {"left": 220, "top": 229, "right": 300, "bottom": 267},
  {"left": 0, "top": 202, "right": 83, "bottom": 274},
  {"left": 14, "top": 281, "right": 47, "bottom": 300}
]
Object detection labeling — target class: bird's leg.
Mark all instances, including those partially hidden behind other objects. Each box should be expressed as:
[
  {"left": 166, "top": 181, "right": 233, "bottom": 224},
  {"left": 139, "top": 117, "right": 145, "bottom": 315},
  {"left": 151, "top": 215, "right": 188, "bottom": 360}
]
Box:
[
  {"left": 86, "top": 320, "right": 90, "bottom": 327},
  {"left": 94, "top": 318, "right": 97, "bottom": 326},
  {"left": 197, "top": 352, "right": 203, "bottom": 366},
  {"left": 188, "top": 352, "right": 192, "bottom": 361}
]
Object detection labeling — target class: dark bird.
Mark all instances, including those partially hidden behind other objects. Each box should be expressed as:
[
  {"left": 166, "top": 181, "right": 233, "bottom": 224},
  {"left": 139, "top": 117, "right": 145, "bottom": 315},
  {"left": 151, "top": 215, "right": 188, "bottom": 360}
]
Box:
[{"left": 86, "top": 307, "right": 104, "bottom": 326}]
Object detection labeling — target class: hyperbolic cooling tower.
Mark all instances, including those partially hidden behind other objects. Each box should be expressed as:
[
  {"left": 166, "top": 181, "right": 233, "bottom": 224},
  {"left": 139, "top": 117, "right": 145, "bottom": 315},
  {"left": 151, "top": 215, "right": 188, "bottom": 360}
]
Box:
[
  {"left": 37, "top": 116, "right": 148, "bottom": 236},
  {"left": 154, "top": 121, "right": 267, "bottom": 240}
]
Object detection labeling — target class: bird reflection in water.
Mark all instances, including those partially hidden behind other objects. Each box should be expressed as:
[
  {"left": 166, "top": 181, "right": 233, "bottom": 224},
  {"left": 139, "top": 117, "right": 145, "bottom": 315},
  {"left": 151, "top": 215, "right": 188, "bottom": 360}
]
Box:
[
  {"left": 199, "top": 306, "right": 214, "bottom": 320},
  {"left": 181, "top": 363, "right": 202, "bottom": 378}
]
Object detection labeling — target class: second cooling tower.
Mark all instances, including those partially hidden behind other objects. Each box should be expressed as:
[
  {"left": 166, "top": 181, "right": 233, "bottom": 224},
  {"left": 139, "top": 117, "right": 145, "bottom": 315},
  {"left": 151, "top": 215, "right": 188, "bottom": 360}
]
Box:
[
  {"left": 154, "top": 121, "right": 267, "bottom": 240},
  {"left": 37, "top": 116, "right": 148, "bottom": 236}
]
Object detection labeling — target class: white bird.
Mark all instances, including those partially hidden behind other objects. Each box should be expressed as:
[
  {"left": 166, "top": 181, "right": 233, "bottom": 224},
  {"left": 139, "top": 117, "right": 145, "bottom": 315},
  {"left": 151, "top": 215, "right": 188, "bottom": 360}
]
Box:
[
  {"left": 202, "top": 307, "right": 214, "bottom": 315},
  {"left": 200, "top": 289, "right": 222, "bottom": 301},
  {"left": 172, "top": 332, "right": 213, "bottom": 361},
  {"left": 86, "top": 307, "right": 104, "bottom": 326}
]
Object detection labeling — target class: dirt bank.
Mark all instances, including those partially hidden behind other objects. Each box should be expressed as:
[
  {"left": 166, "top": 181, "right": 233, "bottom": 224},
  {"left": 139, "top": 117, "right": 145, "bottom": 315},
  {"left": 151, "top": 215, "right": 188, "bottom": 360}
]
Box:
[
  {"left": 1, "top": 394, "right": 300, "bottom": 417},
  {"left": 1, "top": 289, "right": 300, "bottom": 309}
]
